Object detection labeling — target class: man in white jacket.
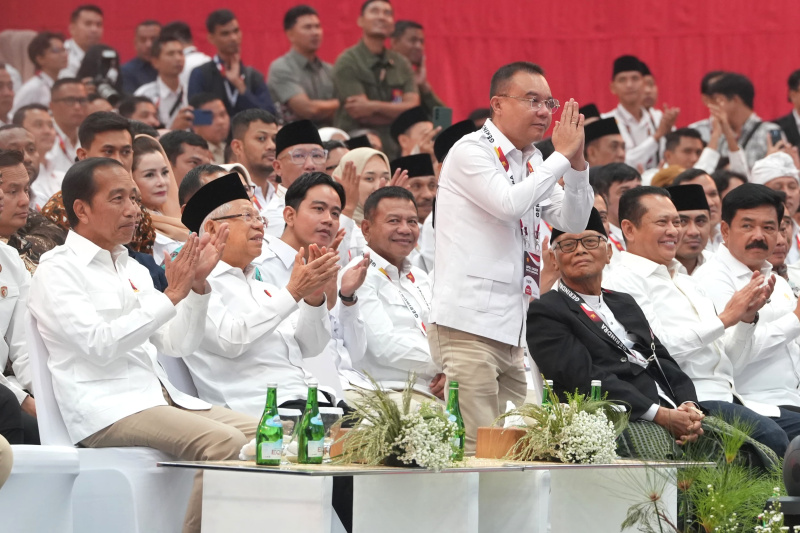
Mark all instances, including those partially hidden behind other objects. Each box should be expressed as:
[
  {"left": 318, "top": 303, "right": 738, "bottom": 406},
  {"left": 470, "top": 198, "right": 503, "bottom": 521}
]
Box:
[{"left": 429, "top": 61, "right": 593, "bottom": 452}]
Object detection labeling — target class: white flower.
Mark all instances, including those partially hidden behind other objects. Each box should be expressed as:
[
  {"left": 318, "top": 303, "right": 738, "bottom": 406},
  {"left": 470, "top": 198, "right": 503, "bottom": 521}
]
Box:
[
  {"left": 554, "top": 410, "right": 617, "bottom": 464},
  {"left": 391, "top": 410, "right": 457, "bottom": 471}
]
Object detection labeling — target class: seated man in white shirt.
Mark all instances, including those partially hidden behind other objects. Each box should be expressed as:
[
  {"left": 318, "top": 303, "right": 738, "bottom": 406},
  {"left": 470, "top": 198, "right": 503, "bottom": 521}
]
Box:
[
  {"left": 229, "top": 108, "right": 279, "bottom": 212},
  {"left": 390, "top": 154, "right": 436, "bottom": 270},
  {"left": 263, "top": 119, "right": 325, "bottom": 237},
  {"left": 592, "top": 162, "right": 641, "bottom": 252},
  {"left": 181, "top": 173, "right": 347, "bottom": 416},
  {"left": 666, "top": 184, "right": 712, "bottom": 275},
  {"left": 12, "top": 104, "right": 57, "bottom": 188},
  {"left": 29, "top": 157, "right": 255, "bottom": 533},
  {"left": 604, "top": 185, "right": 800, "bottom": 456},
  {"left": 47, "top": 78, "right": 88, "bottom": 175},
  {"left": 584, "top": 117, "right": 625, "bottom": 168},
  {"left": 12, "top": 32, "right": 68, "bottom": 113},
  {"left": 341, "top": 186, "right": 445, "bottom": 404},
  {"left": 750, "top": 152, "right": 800, "bottom": 264},
  {"left": 673, "top": 168, "right": 724, "bottom": 252},
  {"left": 134, "top": 36, "right": 193, "bottom": 131},
  {"left": 695, "top": 184, "right": 800, "bottom": 413}
]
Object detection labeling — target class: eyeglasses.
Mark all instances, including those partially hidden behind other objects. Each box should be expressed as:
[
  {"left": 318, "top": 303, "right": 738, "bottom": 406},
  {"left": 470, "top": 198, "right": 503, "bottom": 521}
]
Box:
[
  {"left": 53, "top": 97, "right": 89, "bottom": 106},
  {"left": 496, "top": 95, "right": 560, "bottom": 114},
  {"left": 553, "top": 235, "right": 606, "bottom": 253},
  {"left": 211, "top": 211, "right": 266, "bottom": 225},
  {"left": 283, "top": 148, "right": 328, "bottom": 166}
]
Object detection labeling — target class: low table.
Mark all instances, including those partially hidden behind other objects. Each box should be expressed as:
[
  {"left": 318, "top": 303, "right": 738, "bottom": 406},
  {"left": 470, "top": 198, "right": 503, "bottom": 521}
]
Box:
[{"left": 159, "top": 457, "right": 693, "bottom": 532}]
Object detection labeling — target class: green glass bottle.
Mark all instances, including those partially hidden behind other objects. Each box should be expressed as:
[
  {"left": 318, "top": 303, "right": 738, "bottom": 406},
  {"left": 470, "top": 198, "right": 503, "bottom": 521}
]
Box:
[
  {"left": 446, "top": 381, "right": 466, "bottom": 461},
  {"left": 297, "top": 379, "right": 325, "bottom": 464},
  {"left": 256, "top": 383, "right": 282, "bottom": 466},
  {"left": 590, "top": 379, "right": 602, "bottom": 401},
  {"left": 542, "top": 379, "right": 554, "bottom": 407}
]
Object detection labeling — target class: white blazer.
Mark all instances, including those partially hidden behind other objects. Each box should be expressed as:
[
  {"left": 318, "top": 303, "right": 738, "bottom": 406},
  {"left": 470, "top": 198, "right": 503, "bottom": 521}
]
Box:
[{"left": 429, "top": 118, "right": 593, "bottom": 346}]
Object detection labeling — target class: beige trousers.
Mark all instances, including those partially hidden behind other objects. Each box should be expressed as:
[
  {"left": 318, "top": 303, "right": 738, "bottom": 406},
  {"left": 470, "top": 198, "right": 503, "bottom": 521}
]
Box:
[
  {"left": 80, "top": 389, "right": 257, "bottom": 533},
  {"left": 427, "top": 324, "right": 527, "bottom": 455},
  {"left": 0, "top": 435, "right": 11, "bottom": 489},
  {"left": 344, "top": 386, "right": 441, "bottom": 411}
]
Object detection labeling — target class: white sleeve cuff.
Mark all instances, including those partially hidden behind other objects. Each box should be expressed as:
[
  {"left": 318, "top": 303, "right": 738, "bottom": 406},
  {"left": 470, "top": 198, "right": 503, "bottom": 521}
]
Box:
[{"left": 641, "top": 403, "right": 660, "bottom": 422}]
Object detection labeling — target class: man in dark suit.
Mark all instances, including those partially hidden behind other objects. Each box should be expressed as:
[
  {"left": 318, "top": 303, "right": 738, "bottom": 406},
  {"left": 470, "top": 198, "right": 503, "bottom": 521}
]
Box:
[
  {"left": 188, "top": 9, "right": 276, "bottom": 117},
  {"left": 773, "top": 69, "right": 800, "bottom": 147},
  {"left": 527, "top": 207, "right": 704, "bottom": 445}
]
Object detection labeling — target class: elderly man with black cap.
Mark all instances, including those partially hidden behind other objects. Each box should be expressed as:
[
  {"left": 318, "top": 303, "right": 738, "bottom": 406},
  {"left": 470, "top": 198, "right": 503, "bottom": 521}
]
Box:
[
  {"left": 668, "top": 184, "right": 713, "bottom": 275},
  {"left": 602, "top": 55, "right": 679, "bottom": 171},
  {"left": 584, "top": 117, "right": 625, "bottom": 167},
  {"left": 528, "top": 207, "right": 704, "bottom": 445},
  {"left": 390, "top": 106, "right": 440, "bottom": 158},
  {"left": 264, "top": 119, "right": 326, "bottom": 237},
  {"left": 180, "top": 172, "right": 345, "bottom": 417}
]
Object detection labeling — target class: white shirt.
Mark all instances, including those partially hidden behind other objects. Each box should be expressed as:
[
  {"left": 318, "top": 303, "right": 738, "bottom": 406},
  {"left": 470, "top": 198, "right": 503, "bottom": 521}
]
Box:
[
  {"left": 263, "top": 186, "right": 287, "bottom": 238},
  {"left": 694, "top": 245, "right": 800, "bottom": 408},
  {"left": 12, "top": 72, "right": 54, "bottom": 113},
  {"left": 59, "top": 39, "right": 84, "bottom": 79},
  {"left": 602, "top": 251, "right": 776, "bottom": 415},
  {"left": 789, "top": 220, "right": 800, "bottom": 265},
  {"left": 5, "top": 64, "right": 21, "bottom": 92},
  {"left": 179, "top": 46, "right": 212, "bottom": 93},
  {"left": 431, "top": 118, "right": 593, "bottom": 346},
  {"left": 0, "top": 242, "right": 31, "bottom": 405},
  {"left": 134, "top": 77, "right": 188, "bottom": 128},
  {"left": 608, "top": 223, "right": 626, "bottom": 252},
  {"left": 30, "top": 168, "right": 64, "bottom": 210},
  {"left": 341, "top": 247, "right": 438, "bottom": 395},
  {"left": 28, "top": 232, "right": 211, "bottom": 444},
  {"left": 152, "top": 231, "right": 182, "bottom": 266},
  {"left": 252, "top": 182, "right": 275, "bottom": 216},
  {"left": 256, "top": 236, "right": 367, "bottom": 394},
  {"left": 416, "top": 214, "right": 435, "bottom": 274},
  {"left": 184, "top": 259, "right": 331, "bottom": 416},
  {"left": 602, "top": 104, "right": 661, "bottom": 170},
  {"left": 46, "top": 121, "right": 79, "bottom": 175},
  {"left": 706, "top": 224, "right": 724, "bottom": 253}
]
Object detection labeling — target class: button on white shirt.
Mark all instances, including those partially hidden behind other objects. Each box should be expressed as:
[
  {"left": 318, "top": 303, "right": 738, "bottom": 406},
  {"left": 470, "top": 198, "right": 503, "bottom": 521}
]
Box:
[
  {"left": 134, "top": 77, "right": 188, "bottom": 128},
  {"left": 183, "top": 259, "right": 332, "bottom": 417},
  {"left": 59, "top": 39, "right": 84, "bottom": 79},
  {"left": 431, "top": 118, "right": 593, "bottom": 346},
  {"left": 28, "top": 232, "right": 211, "bottom": 444},
  {"left": 602, "top": 251, "right": 776, "bottom": 414},
  {"left": 12, "top": 72, "right": 54, "bottom": 113},
  {"left": 0, "top": 241, "right": 31, "bottom": 404},
  {"left": 602, "top": 104, "right": 660, "bottom": 170},
  {"left": 46, "top": 121, "right": 79, "bottom": 175},
  {"left": 341, "top": 247, "right": 438, "bottom": 395},
  {"left": 694, "top": 245, "right": 800, "bottom": 408}
]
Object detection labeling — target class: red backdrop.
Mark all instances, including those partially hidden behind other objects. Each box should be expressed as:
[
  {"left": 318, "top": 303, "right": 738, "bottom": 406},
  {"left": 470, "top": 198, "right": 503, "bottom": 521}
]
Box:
[{"left": 4, "top": 0, "right": 800, "bottom": 132}]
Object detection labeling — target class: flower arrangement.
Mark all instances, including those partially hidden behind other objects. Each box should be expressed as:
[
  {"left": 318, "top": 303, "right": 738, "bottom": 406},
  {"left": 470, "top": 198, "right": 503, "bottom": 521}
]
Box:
[
  {"left": 498, "top": 384, "right": 627, "bottom": 464},
  {"left": 334, "top": 374, "right": 459, "bottom": 471},
  {"left": 755, "top": 495, "right": 788, "bottom": 533}
]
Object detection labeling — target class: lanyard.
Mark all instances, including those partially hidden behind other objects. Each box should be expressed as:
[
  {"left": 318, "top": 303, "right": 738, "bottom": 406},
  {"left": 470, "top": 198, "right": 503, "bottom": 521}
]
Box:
[
  {"left": 608, "top": 233, "right": 625, "bottom": 252},
  {"left": 215, "top": 56, "right": 242, "bottom": 106},
  {"left": 368, "top": 256, "right": 429, "bottom": 336}
]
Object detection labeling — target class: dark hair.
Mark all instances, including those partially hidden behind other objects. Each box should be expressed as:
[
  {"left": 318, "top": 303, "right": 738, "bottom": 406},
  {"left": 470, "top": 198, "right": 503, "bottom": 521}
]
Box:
[
  {"left": 664, "top": 128, "right": 703, "bottom": 152},
  {"left": 364, "top": 186, "right": 416, "bottom": 221},
  {"left": 70, "top": 4, "right": 103, "bottom": 23},
  {"left": 284, "top": 5, "right": 318, "bottom": 30},
  {"left": 231, "top": 108, "right": 278, "bottom": 140},
  {"left": 468, "top": 108, "right": 490, "bottom": 123},
  {"left": 117, "top": 96, "right": 155, "bottom": 118},
  {"left": 188, "top": 92, "right": 224, "bottom": 109},
  {"left": 712, "top": 169, "right": 748, "bottom": 195},
  {"left": 161, "top": 21, "right": 192, "bottom": 43},
  {"left": 709, "top": 73, "right": 755, "bottom": 109},
  {"left": 128, "top": 120, "right": 159, "bottom": 139},
  {"left": 0, "top": 149, "right": 24, "bottom": 169},
  {"left": 721, "top": 183, "right": 784, "bottom": 225},
  {"left": 62, "top": 157, "right": 123, "bottom": 227},
  {"left": 618, "top": 186, "right": 672, "bottom": 229},
  {"left": 700, "top": 70, "right": 726, "bottom": 96},
  {"left": 673, "top": 168, "right": 711, "bottom": 186},
  {"left": 0, "top": 124, "right": 26, "bottom": 135},
  {"left": 51, "top": 77, "right": 83, "bottom": 95},
  {"left": 206, "top": 9, "right": 236, "bottom": 33},
  {"left": 179, "top": 163, "right": 226, "bottom": 206},
  {"left": 137, "top": 20, "right": 161, "bottom": 30},
  {"left": 392, "top": 20, "right": 423, "bottom": 40},
  {"left": 322, "top": 140, "right": 347, "bottom": 152},
  {"left": 76, "top": 44, "right": 121, "bottom": 93},
  {"left": 28, "top": 32, "right": 65, "bottom": 68},
  {"left": 361, "top": 0, "right": 391, "bottom": 15},
  {"left": 78, "top": 111, "right": 131, "bottom": 149},
  {"left": 11, "top": 103, "right": 49, "bottom": 126},
  {"left": 88, "top": 93, "right": 108, "bottom": 104},
  {"left": 285, "top": 172, "right": 346, "bottom": 211},
  {"left": 159, "top": 130, "right": 208, "bottom": 165},
  {"left": 490, "top": 61, "right": 545, "bottom": 100},
  {"left": 788, "top": 69, "right": 800, "bottom": 101},
  {"left": 592, "top": 163, "right": 641, "bottom": 198},
  {"left": 151, "top": 35, "right": 182, "bottom": 59},
  {"left": 132, "top": 135, "right": 164, "bottom": 171}
]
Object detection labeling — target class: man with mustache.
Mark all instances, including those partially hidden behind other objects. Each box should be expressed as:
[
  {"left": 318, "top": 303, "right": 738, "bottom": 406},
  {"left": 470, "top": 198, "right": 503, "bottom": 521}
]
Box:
[
  {"left": 668, "top": 184, "right": 712, "bottom": 275},
  {"left": 695, "top": 184, "right": 800, "bottom": 413}
]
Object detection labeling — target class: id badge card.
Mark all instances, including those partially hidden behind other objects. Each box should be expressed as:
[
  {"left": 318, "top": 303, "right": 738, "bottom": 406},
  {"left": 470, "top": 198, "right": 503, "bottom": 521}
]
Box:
[{"left": 523, "top": 251, "right": 541, "bottom": 299}]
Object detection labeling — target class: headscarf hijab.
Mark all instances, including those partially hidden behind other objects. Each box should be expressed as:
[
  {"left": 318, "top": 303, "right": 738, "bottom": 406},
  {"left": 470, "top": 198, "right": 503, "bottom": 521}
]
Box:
[{"left": 331, "top": 147, "right": 391, "bottom": 224}]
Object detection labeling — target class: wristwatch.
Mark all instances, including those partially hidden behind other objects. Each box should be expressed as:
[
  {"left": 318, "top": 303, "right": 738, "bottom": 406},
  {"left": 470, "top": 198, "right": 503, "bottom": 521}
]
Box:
[{"left": 338, "top": 290, "right": 358, "bottom": 304}]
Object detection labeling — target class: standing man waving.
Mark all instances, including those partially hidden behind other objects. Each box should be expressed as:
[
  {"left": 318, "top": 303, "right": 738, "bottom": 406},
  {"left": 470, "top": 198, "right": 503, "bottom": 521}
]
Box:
[{"left": 428, "top": 61, "right": 592, "bottom": 453}]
